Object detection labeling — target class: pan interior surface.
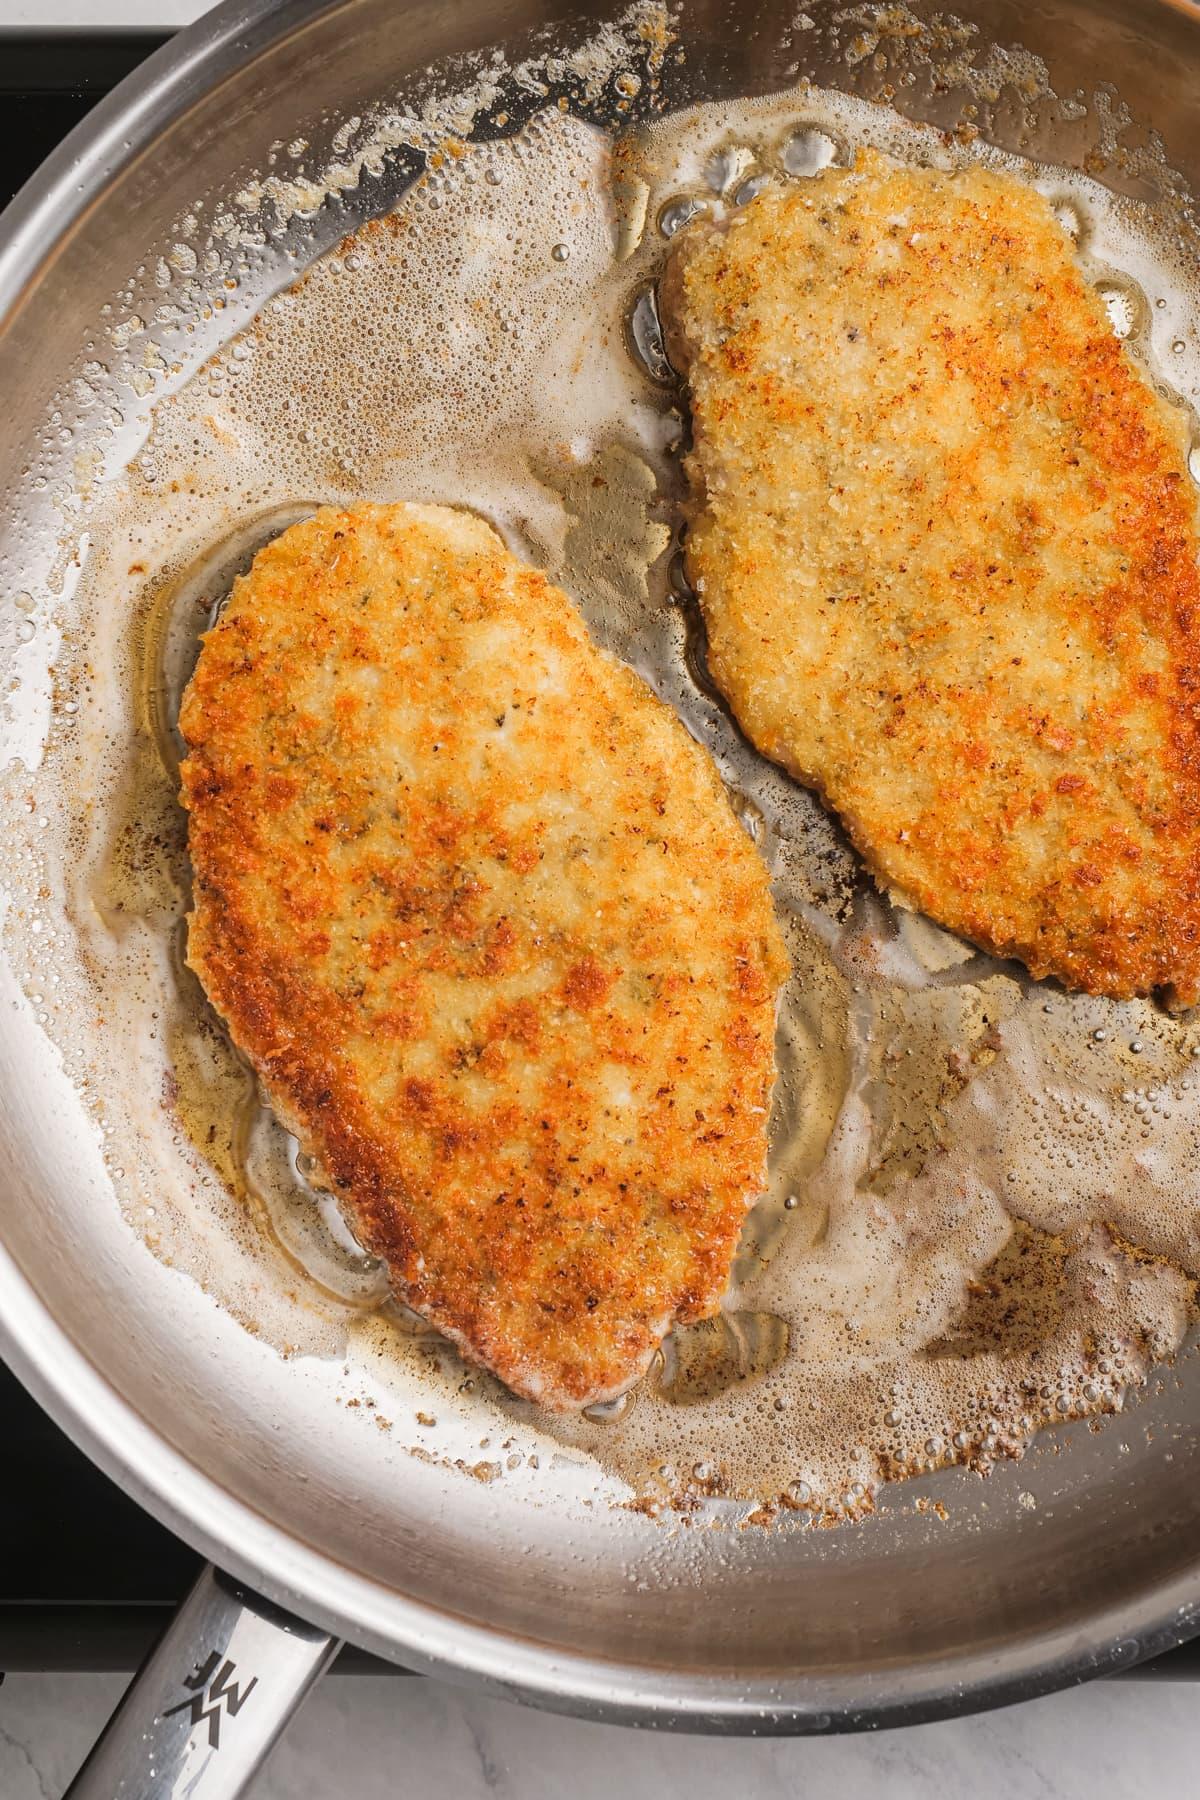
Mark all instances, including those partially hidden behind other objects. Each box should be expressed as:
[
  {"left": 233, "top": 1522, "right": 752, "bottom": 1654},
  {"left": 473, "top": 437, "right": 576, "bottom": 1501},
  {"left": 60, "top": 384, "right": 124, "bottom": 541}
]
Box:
[{"left": 1, "top": 0, "right": 1200, "bottom": 1725}]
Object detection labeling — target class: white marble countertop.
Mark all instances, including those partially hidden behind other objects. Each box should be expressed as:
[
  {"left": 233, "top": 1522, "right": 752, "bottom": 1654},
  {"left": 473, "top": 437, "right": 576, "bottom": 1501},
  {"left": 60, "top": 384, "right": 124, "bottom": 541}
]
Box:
[
  {"left": 0, "top": 1670, "right": 1186, "bottom": 1798},
  {"left": 0, "top": 2, "right": 1189, "bottom": 1793},
  {"left": 0, "top": 0, "right": 204, "bottom": 26}
]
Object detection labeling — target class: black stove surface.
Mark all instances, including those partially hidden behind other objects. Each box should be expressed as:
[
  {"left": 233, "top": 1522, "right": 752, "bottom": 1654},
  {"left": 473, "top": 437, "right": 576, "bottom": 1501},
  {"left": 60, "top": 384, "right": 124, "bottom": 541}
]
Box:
[
  {"left": 0, "top": 28, "right": 1196, "bottom": 1684},
  {"left": 0, "top": 1356, "right": 398, "bottom": 1674},
  {"left": 0, "top": 32, "right": 170, "bottom": 212}
]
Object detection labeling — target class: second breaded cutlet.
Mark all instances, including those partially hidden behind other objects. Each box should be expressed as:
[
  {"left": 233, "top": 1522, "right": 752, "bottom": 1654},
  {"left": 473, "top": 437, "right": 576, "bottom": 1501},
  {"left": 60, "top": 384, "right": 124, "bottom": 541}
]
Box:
[
  {"left": 179, "top": 503, "right": 788, "bottom": 1408},
  {"left": 664, "top": 149, "right": 1200, "bottom": 1005}
]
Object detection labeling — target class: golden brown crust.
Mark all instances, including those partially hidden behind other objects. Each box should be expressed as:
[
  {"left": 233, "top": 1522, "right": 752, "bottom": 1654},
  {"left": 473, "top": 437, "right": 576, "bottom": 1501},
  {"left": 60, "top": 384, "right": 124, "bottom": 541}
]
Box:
[
  {"left": 180, "top": 502, "right": 788, "bottom": 1406},
  {"left": 666, "top": 151, "right": 1200, "bottom": 1005}
]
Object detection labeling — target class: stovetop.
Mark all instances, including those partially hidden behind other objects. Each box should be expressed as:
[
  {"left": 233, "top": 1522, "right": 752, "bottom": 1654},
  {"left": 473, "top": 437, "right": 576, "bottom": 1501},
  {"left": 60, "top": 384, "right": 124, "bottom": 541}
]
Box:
[
  {"left": 0, "top": 30, "right": 171, "bottom": 212},
  {"left": 0, "top": 25, "right": 1197, "bottom": 1684},
  {"left": 0, "top": 1355, "right": 397, "bottom": 1674}
]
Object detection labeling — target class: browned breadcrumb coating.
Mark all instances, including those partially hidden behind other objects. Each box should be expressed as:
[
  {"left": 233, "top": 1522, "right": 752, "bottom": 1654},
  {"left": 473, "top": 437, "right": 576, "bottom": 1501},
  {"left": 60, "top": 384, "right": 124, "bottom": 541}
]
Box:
[
  {"left": 664, "top": 149, "right": 1200, "bottom": 1005},
  {"left": 180, "top": 502, "right": 788, "bottom": 1407}
]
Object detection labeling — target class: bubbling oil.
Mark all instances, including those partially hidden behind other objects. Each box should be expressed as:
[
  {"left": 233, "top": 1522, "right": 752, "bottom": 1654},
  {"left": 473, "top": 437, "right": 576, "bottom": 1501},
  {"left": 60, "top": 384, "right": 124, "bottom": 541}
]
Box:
[{"left": 13, "top": 69, "right": 1200, "bottom": 1516}]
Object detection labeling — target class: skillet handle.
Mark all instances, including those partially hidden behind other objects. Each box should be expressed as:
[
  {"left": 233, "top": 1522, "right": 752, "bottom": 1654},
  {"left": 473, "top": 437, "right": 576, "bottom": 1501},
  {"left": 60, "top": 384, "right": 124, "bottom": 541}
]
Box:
[{"left": 64, "top": 1563, "right": 340, "bottom": 1799}]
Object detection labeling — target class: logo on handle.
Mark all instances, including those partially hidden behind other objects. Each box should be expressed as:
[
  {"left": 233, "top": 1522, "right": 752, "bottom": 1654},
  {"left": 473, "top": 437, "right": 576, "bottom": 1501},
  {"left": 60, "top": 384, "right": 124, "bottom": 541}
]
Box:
[{"left": 163, "top": 1649, "right": 259, "bottom": 1750}]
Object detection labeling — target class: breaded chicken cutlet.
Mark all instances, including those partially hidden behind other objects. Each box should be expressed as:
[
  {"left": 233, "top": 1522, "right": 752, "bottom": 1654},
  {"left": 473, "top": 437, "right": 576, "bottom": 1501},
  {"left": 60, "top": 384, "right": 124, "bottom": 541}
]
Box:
[
  {"left": 180, "top": 503, "right": 788, "bottom": 1407},
  {"left": 664, "top": 149, "right": 1200, "bottom": 1004}
]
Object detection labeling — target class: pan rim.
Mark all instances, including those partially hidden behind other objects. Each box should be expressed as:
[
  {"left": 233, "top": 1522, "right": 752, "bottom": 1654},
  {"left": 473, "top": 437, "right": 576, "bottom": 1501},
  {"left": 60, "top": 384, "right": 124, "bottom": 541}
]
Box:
[{"left": 2, "top": 1200, "right": 1200, "bottom": 1728}]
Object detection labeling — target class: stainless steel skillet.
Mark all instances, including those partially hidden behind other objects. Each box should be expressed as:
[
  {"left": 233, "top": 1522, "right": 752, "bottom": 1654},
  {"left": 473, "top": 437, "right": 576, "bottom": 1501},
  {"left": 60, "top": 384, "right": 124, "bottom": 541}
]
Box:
[{"left": 2, "top": 1, "right": 1200, "bottom": 1794}]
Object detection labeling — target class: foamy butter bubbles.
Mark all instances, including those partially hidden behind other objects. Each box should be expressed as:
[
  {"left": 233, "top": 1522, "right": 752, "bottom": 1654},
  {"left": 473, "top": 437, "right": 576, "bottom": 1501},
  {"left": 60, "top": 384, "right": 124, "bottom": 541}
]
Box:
[{"left": 14, "top": 66, "right": 1200, "bottom": 1520}]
